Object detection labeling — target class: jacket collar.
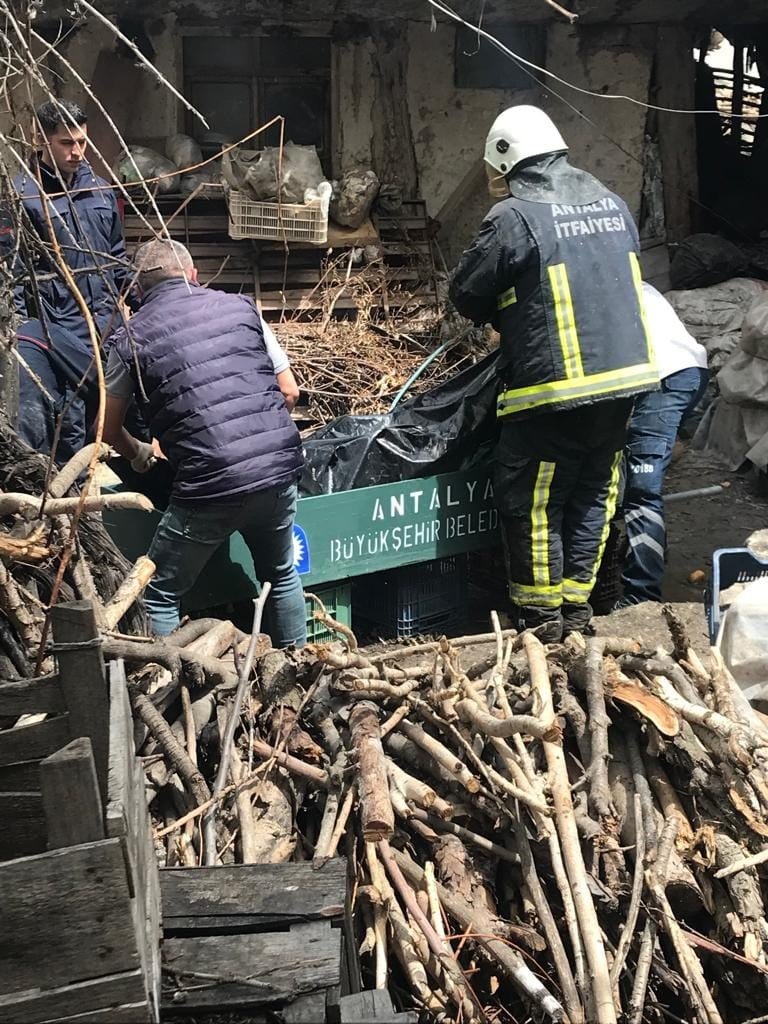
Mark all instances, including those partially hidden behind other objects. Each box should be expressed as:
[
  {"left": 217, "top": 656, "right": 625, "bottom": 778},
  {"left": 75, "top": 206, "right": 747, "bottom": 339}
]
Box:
[
  {"left": 32, "top": 156, "right": 96, "bottom": 194},
  {"left": 140, "top": 277, "right": 200, "bottom": 308}
]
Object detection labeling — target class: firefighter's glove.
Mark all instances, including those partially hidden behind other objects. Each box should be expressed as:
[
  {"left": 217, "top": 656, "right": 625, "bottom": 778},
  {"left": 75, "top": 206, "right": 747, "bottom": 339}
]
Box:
[{"left": 130, "top": 441, "right": 156, "bottom": 474}]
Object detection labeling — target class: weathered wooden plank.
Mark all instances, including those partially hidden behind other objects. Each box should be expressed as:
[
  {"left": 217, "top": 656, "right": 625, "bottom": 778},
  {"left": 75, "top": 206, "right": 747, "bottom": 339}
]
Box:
[
  {"left": 51, "top": 602, "right": 109, "bottom": 802},
  {"left": 339, "top": 990, "right": 419, "bottom": 1023},
  {"left": 40, "top": 737, "right": 105, "bottom": 849},
  {"left": 0, "top": 838, "right": 139, "bottom": 994},
  {"left": 0, "top": 792, "right": 46, "bottom": 860},
  {"left": 161, "top": 859, "right": 347, "bottom": 931},
  {"left": 0, "top": 971, "right": 147, "bottom": 1024},
  {"left": 0, "top": 675, "right": 64, "bottom": 716},
  {"left": 0, "top": 715, "right": 70, "bottom": 767},
  {"left": 106, "top": 660, "right": 161, "bottom": 1020},
  {"left": 282, "top": 991, "right": 330, "bottom": 1023},
  {"left": 48, "top": 1002, "right": 150, "bottom": 1023},
  {"left": 0, "top": 759, "right": 40, "bottom": 792},
  {"left": 162, "top": 921, "right": 340, "bottom": 1009},
  {"left": 258, "top": 267, "right": 425, "bottom": 286},
  {"left": 105, "top": 660, "right": 133, "bottom": 843}
]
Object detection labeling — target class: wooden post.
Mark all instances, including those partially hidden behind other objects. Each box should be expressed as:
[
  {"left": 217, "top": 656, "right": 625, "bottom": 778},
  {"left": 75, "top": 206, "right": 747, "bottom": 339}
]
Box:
[
  {"left": 731, "top": 44, "right": 745, "bottom": 154},
  {"left": 50, "top": 601, "right": 109, "bottom": 804},
  {"left": 40, "top": 737, "right": 105, "bottom": 849}
]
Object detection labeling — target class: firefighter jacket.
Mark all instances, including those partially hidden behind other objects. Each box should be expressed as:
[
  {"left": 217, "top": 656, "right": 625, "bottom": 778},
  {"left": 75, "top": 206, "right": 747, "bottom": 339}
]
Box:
[{"left": 450, "top": 155, "right": 659, "bottom": 419}]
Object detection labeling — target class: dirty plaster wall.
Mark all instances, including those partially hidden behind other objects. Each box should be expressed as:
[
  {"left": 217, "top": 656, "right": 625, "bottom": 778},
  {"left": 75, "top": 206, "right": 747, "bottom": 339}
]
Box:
[
  {"left": 58, "top": 15, "right": 180, "bottom": 172},
  {"left": 333, "top": 21, "right": 655, "bottom": 262},
  {"left": 35, "top": 15, "right": 662, "bottom": 258}
]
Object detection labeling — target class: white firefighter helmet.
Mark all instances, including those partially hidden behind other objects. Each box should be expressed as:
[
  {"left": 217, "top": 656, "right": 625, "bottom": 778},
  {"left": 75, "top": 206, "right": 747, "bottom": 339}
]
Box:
[{"left": 484, "top": 105, "right": 568, "bottom": 178}]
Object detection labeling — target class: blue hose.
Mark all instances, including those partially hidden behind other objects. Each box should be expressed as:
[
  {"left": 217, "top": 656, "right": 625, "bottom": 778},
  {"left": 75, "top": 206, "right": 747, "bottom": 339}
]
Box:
[{"left": 389, "top": 340, "right": 452, "bottom": 411}]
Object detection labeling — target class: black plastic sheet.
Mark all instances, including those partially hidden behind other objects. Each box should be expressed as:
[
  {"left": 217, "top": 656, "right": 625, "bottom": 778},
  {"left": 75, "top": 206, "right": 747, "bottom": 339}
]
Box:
[{"left": 299, "top": 349, "right": 500, "bottom": 495}]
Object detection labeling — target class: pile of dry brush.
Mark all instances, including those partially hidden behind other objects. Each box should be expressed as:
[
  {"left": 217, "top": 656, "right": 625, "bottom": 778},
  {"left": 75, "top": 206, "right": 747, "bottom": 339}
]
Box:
[{"left": 67, "top": 581, "right": 768, "bottom": 1024}]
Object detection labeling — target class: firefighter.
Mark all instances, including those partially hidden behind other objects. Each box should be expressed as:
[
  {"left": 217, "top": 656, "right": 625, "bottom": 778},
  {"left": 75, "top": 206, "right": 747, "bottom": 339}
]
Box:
[{"left": 450, "top": 105, "right": 659, "bottom": 641}]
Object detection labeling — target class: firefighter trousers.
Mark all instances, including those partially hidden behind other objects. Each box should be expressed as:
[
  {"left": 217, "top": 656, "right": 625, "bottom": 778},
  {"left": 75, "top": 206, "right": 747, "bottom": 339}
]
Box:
[{"left": 494, "top": 399, "right": 633, "bottom": 637}]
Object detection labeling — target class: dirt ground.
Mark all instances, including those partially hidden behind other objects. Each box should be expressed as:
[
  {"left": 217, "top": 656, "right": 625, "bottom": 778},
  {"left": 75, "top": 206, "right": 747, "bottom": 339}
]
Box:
[{"left": 593, "top": 445, "right": 766, "bottom": 656}]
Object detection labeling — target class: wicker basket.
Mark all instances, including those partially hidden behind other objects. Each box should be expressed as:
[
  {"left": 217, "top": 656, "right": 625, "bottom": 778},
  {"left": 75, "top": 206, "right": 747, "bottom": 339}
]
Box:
[{"left": 227, "top": 189, "right": 329, "bottom": 244}]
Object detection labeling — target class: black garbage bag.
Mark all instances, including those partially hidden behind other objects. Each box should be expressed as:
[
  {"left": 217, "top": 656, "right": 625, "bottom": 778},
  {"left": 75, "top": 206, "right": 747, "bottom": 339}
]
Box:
[
  {"left": 669, "top": 233, "right": 749, "bottom": 290},
  {"left": 300, "top": 349, "right": 500, "bottom": 495}
]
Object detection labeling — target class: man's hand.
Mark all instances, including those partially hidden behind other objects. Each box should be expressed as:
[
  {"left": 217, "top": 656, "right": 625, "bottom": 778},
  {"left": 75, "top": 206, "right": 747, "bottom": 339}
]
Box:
[{"left": 130, "top": 440, "right": 156, "bottom": 474}]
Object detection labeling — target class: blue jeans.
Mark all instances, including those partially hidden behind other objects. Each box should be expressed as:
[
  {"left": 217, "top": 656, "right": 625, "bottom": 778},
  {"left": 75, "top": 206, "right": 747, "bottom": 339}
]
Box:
[
  {"left": 144, "top": 482, "right": 307, "bottom": 646},
  {"left": 620, "top": 367, "right": 708, "bottom": 604}
]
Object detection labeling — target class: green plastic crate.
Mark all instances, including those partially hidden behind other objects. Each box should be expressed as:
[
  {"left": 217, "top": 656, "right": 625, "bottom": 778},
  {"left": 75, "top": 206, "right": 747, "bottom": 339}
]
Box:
[{"left": 304, "top": 581, "right": 352, "bottom": 644}]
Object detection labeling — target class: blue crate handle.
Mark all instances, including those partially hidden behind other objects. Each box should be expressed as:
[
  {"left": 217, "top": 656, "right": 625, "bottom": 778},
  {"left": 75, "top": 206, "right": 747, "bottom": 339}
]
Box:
[{"left": 705, "top": 547, "right": 768, "bottom": 645}]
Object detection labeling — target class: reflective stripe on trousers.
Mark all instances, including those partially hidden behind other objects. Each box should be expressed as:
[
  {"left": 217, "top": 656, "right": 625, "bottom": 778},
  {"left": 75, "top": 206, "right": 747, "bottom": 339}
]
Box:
[{"left": 494, "top": 401, "right": 632, "bottom": 628}]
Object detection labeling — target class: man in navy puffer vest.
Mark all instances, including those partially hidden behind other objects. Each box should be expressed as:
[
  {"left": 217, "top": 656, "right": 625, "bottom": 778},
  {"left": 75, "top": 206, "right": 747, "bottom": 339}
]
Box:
[{"left": 103, "top": 239, "right": 306, "bottom": 645}]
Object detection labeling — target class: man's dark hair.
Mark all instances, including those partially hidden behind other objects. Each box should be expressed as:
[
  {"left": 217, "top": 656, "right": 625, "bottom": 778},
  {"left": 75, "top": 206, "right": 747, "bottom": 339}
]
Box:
[{"left": 35, "top": 100, "right": 87, "bottom": 135}]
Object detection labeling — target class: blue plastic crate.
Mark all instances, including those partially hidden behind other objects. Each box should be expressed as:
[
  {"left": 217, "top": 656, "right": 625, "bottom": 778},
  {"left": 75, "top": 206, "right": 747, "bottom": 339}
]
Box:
[
  {"left": 355, "top": 557, "right": 466, "bottom": 639},
  {"left": 705, "top": 548, "right": 768, "bottom": 644}
]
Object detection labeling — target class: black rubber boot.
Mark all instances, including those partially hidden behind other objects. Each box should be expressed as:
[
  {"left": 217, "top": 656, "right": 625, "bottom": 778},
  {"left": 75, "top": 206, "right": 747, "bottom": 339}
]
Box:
[
  {"left": 561, "top": 601, "right": 595, "bottom": 637},
  {"left": 514, "top": 604, "right": 564, "bottom": 644}
]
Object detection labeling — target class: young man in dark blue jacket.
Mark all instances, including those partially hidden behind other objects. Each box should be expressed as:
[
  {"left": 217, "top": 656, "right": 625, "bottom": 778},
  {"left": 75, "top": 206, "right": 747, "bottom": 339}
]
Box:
[
  {"left": 14, "top": 99, "right": 129, "bottom": 340},
  {"left": 103, "top": 239, "right": 306, "bottom": 647},
  {"left": 451, "top": 105, "right": 659, "bottom": 641},
  {"left": 11, "top": 100, "right": 130, "bottom": 461}
]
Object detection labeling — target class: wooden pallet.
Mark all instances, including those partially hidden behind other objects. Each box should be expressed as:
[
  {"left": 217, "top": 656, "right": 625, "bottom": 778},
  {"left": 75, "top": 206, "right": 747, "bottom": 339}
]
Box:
[
  {"left": 122, "top": 194, "right": 440, "bottom": 318},
  {"left": 161, "top": 859, "right": 347, "bottom": 1020},
  {"left": 0, "top": 602, "right": 160, "bottom": 1023}
]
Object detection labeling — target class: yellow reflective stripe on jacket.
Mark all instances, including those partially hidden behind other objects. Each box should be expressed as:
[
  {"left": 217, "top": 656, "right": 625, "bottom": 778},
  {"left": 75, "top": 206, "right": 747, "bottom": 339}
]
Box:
[
  {"left": 497, "top": 286, "right": 517, "bottom": 310},
  {"left": 628, "top": 251, "right": 655, "bottom": 365},
  {"left": 509, "top": 581, "right": 562, "bottom": 608},
  {"left": 531, "top": 461, "right": 556, "bottom": 587},
  {"left": 547, "top": 263, "right": 583, "bottom": 379},
  {"left": 497, "top": 362, "right": 658, "bottom": 417}
]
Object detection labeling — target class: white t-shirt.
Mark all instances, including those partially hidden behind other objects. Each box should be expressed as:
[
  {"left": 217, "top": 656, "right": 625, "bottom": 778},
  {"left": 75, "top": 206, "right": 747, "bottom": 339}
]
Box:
[{"left": 642, "top": 281, "right": 708, "bottom": 380}]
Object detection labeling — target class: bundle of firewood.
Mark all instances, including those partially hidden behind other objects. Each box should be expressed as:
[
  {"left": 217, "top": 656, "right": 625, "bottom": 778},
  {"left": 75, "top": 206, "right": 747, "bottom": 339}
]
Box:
[
  {"left": 2, "top": 420, "right": 766, "bottom": 1022},
  {"left": 0, "top": 425, "right": 154, "bottom": 679},
  {"left": 108, "top": 597, "right": 768, "bottom": 1024}
]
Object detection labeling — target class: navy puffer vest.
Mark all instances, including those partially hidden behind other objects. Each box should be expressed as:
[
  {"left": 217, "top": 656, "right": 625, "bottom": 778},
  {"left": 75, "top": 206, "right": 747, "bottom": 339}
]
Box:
[{"left": 110, "top": 279, "right": 303, "bottom": 501}]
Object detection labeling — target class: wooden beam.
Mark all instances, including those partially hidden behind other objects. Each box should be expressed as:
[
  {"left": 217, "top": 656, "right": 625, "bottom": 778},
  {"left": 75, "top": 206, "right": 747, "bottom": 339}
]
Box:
[
  {"left": 0, "top": 971, "right": 146, "bottom": 1023},
  {"left": 40, "top": 737, "right": 105, "bottom": 850},
  {"left": 50, "top": 601, "right": 109, "bottom": 803},
  {"left": 0, "top": 838, "right": 138, "bottom": 994},
  {"left": 0, "top": 716, "right": 70, "bottom": 767},
  {"left": 0, "top": 675, "right": 65, "bottom": 717}
]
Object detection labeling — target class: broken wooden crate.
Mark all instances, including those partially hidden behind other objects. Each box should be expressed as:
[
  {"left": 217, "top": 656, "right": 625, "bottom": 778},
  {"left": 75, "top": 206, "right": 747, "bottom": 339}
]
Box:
[
  {"left": 0, "top": 601, "right": 160, "bottom": 1023},
  {"left": 161, "top": 859, "right": 347, "bottom": 1021}
]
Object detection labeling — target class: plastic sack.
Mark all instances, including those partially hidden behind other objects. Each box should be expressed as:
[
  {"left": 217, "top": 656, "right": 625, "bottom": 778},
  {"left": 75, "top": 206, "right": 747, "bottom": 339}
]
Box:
[
  {"left": 223, "top": 143, "right": 326, "bottom": 204},
  {"left": 166, "top": 133, "right": 202, "bottom": 172},
  {"left": 670, "top": 233, "right": 749, "bottom": 290},
  {"left": 717, "top": 348, "right": 768, "bottom": 407},
  {"left": 719, "top": 577, "right": 768, "bottom": 702},
  {"left": 330, "top": 170, "right": 380, "bottom": 229},
  {"left": 300, "top": 350, "right": 500, "bottom": 495},
  {"left": 179, "top": 169, "right": 219, "bottom": 196},
  {"left": 114, "top": 146, "right": 180, "bottom": 194},
  {"left": 666, "top": 278, "right": 765, "bottom": 371},
  {"left": 741, "top": 292, "right": 768, "bottom": 360}
]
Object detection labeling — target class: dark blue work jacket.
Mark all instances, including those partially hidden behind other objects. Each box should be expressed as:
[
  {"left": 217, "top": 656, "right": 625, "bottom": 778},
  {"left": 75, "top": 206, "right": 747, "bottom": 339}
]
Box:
[{"left": 13, "top": 158, "right": 129, "bottom": 342}]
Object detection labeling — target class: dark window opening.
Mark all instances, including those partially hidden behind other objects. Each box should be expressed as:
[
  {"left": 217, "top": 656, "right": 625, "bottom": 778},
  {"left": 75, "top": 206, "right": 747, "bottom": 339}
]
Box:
[{"left": 183, "top": 35, "right": 331, "bottom": 160}]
